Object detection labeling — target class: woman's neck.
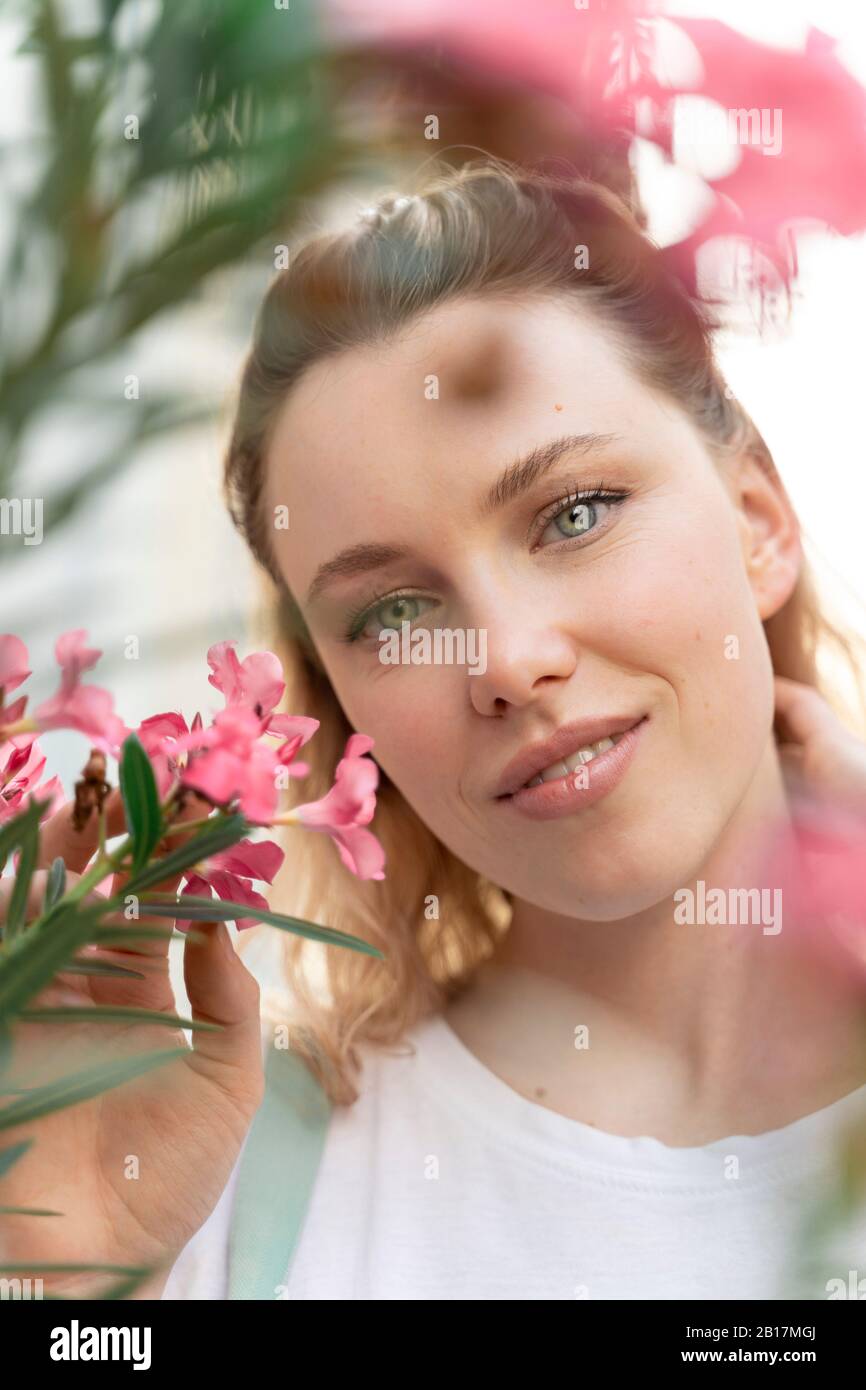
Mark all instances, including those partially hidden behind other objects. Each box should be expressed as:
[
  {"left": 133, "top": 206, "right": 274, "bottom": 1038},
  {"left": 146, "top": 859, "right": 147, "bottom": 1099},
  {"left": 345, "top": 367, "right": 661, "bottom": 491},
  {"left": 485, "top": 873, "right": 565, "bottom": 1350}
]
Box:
[{"left": 444, "top": 737, "right": 866, "bottom": 1144}]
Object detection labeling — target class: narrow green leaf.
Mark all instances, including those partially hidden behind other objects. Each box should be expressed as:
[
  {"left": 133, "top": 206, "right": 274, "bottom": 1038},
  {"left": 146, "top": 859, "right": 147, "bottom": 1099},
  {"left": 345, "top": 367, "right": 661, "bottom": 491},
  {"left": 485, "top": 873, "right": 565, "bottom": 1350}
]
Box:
[
  {"left": 94, "top": 1269, "right": 159, "bottom": 1300},
  {"left": 0, "top": 1138, "right": 33, "bottom": 1177},
  {"left": 39, "top": 1266, "right": 159, "bottom": 1300},
  {"left": 18, "top": 1006, "right": 221, "bottom": 1032},
  {"left": 0, "top": 1047, "right": 187, "bottom": 1130},
  {"left": 4, "top": 800, "right": 43, "bottom": 941},
  {"left": 0, "top": 902, "right": 106, "bottom": 1023},
  {"left": 122, "top": 812, "right": 249, "bottom": 894},
  {"left": 91, "top": 925, "right": 207, "bottom": 945},
  {"left": 142, "top": 895, "right": 385, "bottom": 957},
  {"left": 0, "top": 1205, "right": 63, "bottom": 1216},
  {"left": 0, "top": 795, "right": 51, "bottom": 875},
  {"left": 119, "top": 733, "right": 163, "bottom": 874},
  {"left": 43, "top": 856, "right": 67, "bottom": 912},
  {"left": 64, "top": 959, "right": 146, "bottom": 980}
]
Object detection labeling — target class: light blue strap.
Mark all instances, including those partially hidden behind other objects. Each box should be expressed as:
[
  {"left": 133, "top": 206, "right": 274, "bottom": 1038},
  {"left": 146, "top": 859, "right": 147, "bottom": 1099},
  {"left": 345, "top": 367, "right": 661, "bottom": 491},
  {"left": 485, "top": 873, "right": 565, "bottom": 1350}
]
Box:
[{"left": 227, "top": 1039, "right": 331, "bottom": 1300}]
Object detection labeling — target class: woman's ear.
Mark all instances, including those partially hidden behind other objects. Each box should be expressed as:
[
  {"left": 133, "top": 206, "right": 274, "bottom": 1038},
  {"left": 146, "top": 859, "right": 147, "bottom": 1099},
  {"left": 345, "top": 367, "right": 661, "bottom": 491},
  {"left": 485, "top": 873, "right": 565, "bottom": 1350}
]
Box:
[{"left": 726, "top": 451, "right": 803, "bottom": 621}]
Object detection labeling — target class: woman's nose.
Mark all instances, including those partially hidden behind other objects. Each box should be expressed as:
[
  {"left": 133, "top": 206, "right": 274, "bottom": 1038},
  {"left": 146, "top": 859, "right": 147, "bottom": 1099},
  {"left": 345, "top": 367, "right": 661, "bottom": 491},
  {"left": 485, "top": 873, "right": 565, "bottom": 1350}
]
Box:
[{"left": 467, "top": 616, "right": 579, "bottom": 716}]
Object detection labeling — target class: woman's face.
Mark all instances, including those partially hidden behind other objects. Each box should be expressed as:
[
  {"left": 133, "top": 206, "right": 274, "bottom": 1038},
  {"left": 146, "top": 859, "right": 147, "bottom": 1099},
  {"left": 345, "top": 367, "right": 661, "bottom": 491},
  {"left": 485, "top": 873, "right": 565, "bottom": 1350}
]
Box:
[{"left": 264, "top": 294, "right": 800, "bottom": 919}]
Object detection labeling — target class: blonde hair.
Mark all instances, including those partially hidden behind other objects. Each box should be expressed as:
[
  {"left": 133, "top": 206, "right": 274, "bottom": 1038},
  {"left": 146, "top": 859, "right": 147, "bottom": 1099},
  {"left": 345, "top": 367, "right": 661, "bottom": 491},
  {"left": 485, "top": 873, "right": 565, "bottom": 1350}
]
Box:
[{"left": 224, "top": 157, "right": 866, "bottom": 1104}]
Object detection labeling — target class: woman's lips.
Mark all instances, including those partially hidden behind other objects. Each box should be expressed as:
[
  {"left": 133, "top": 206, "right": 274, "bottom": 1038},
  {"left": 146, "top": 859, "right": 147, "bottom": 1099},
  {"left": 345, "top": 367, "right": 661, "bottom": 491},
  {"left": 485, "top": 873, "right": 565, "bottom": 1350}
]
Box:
[{"left": 498, "top": 716, "right": 649, "bottom": 820}]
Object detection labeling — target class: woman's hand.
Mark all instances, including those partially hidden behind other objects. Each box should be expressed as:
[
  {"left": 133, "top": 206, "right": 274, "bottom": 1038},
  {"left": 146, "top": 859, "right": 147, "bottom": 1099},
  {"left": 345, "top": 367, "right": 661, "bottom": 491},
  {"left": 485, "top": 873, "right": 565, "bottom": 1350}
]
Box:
[
  {"left": 774, "top": 675, "right": 866, "bottom": 818},
  {"left": 0, "top": 788, "right": 265, "bottom": 1298}
]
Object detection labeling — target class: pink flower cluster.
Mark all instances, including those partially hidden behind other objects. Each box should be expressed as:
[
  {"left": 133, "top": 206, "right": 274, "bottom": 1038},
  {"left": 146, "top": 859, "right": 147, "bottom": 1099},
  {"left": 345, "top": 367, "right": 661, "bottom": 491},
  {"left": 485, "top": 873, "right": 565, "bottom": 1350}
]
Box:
[{"left": 1, "top": 631, "right": 387, "bottom": 929}]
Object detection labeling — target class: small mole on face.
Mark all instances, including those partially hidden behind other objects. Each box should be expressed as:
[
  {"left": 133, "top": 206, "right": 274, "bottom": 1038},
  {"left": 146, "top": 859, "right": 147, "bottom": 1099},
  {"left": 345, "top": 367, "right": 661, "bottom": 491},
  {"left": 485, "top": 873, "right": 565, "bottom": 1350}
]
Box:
[
  {"left": 554, "top": 403, "right": 563, "bottom": 411},
  {"left": 535, "top": 1087, "right": 547, "bottom": 1099}
]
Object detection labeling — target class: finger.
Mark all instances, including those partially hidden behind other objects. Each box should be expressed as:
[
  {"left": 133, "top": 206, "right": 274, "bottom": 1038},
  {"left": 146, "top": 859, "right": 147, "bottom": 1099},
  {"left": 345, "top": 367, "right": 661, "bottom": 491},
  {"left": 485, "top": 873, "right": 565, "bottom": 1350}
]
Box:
[
  {"left": 182, "top": 920, "right": 263, "bottom": 1079},
  {"left": 0, "top": 868, "right": 111, "bottom": 927},
  {"left": 0, "top": 868, "right": 53, "bottom": 924},
  {"left": 37, "top": 785, "right": 127, "bottom": 874},
  {"left": 773, "top": 677, "right": 838, "bottom": 747}
]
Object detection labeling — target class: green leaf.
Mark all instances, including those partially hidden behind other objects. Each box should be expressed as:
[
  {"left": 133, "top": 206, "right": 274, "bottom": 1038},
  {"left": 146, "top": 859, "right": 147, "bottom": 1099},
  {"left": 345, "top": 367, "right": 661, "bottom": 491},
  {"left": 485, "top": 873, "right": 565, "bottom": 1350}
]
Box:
[
  {"left": 91, "top": 925, "right": 207, "bottom": 945},
  {"left": 0, "top": 1138, "right": 33, "bottom": 1178},
  {"left": 35, "top": 1266, "right": 160, "bottom": 1300},
  {"left": 93, "top": 1269, "right": 159, "bottom": 1300},
  {"left": 0, "top": 1047, "right": 187, "bottom": 1131},
  {"left": 43, "top": 856, "right": 67, "bottom": 912},
  {"left": 142, "top": 895, "right": 385, "bottom": 958},
  {"left": 122, "top": 812, "right": 249, "bottom": 894},
  {"left": 2, "top": 799, "right": 45, "bottom": 940},
  {"left": 0, "top": 796, "right": 50, "bottom": 876},
  {"left": 0, "top": 902, "right": 106, "bottom": 1024},
  {"left": 0, "top": 1205, "right": 63, "bottom": 1216},
  {"left": 119, "top": 733, "right": 164, "bottom": 875},
  {"left": 64, "top": 959, "right": 146, "bottom": 980},
  {"left": 17, "top": 1006, "right": 221, "bottom": 1032}
]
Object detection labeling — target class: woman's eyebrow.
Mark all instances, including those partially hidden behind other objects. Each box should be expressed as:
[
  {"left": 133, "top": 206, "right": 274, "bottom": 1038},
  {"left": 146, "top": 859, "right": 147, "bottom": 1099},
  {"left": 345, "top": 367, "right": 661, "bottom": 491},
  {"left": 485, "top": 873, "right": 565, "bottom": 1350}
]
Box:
[
  {"left": 480, "top": 431, "right": 620, "bottom": 518},
  {"left": 304, "top": 431, "right": 620, "bottom": 607}
]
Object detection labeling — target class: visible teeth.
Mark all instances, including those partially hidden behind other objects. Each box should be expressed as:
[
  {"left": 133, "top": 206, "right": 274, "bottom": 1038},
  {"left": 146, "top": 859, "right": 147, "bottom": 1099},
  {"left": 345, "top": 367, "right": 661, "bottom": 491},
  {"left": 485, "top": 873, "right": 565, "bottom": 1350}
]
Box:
[
  {"left": 540, "top": 760, "right": 570, "bottom": 783},
  {"left": 524, "top": 734, "right": 620, "bottom": 789}
]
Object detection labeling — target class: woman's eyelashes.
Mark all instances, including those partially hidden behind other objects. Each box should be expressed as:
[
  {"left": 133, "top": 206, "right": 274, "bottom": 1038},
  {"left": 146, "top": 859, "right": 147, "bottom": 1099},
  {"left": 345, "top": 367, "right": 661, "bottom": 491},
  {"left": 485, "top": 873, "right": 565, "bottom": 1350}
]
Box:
[
  {"left": 532, "top": 483, "right": 630, "bottom": 550},
  {"left": 341, "top": 591, "right": 436, "bottom": 645},
  {"left": 337, "top": 481, "right": 632, "bottom": 645}
]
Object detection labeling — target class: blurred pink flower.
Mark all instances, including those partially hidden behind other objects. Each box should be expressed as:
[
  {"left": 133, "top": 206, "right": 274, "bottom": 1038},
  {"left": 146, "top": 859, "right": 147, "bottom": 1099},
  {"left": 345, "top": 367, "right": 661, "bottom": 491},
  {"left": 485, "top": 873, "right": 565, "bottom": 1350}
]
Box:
[
  {"left": 175, "top": 836, "right": 285, "bottom": 932},
  {"left": 0, "top": 634, "right": 31, "bottom": 696},
  {"left": 761, "top": 801, "right": 866, "bottom": 984},
  {"left": 207, "top": 640, "right": 286, "bottom": 722},
  {"left": 329, "top": 2, "right": 866, "bottom": 295},
  {"left": 292, "top": 733, "right": 386, "bottom": 881},
  {"left": 33, "top": 629, "right": 128, "bottom": 755}
]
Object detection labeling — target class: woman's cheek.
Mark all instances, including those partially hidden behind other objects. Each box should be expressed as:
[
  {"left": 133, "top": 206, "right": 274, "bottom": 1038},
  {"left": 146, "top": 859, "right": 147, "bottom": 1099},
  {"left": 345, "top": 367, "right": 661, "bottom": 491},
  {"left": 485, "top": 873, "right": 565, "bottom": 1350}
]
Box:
[
  {"left": 592, "top": 524, "right": 771, "bottom": 747},
  {"left": 346, "top": 673, "right": 451, "bottom": 791}
]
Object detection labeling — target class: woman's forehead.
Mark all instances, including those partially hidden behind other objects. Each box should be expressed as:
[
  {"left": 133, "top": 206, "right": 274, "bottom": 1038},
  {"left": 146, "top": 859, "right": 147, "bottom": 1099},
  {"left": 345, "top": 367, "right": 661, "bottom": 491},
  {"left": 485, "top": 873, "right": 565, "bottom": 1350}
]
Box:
[{"left": 266, "top": 295, "right": 652, "bottom": 496}]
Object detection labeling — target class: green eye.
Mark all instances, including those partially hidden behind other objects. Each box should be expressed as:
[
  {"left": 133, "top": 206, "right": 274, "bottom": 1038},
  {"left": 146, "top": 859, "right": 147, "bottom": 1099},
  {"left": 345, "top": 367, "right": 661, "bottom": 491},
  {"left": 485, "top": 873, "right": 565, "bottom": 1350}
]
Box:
[
  {"left": 344, "top": 592, "right": 432, "bottom": 644},
  {"left": 377, "top": 595, "right": 424, "bottom": 630},
  {"left": 552, "top": 499, "right": 598, "bottom": 539},
  {"left": 536, "top": 487, "right": 629, "bottom": 549}
]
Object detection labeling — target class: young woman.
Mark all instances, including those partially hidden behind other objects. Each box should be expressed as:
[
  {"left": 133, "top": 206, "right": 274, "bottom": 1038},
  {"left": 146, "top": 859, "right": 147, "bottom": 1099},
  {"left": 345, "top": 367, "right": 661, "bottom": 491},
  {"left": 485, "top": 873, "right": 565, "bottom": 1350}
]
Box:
[{"left": 4, "top": 159, "right": 866, "bottom": 1301}]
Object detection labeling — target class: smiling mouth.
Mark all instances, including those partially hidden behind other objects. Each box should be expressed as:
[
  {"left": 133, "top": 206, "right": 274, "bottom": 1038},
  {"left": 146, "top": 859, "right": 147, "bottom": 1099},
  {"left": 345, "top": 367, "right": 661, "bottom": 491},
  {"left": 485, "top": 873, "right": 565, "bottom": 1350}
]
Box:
[
  {"left": 495, "top": 715, "right": 647, "bottom": 799},
  {"left": 515, "top": 729, "right": 632, "bottom": 791}
]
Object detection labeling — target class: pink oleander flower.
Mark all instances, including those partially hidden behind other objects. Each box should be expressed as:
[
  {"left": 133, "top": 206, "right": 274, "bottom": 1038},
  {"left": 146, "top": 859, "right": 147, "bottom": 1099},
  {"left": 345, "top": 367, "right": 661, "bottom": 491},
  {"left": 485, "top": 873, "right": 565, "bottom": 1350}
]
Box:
[
  {"left": 168, "top": 705, "right": 307, "bottom": 824},
  {"left": 175, "top": 837, "right": 286, "bottom": 932},
  {"left": 207, "top": 637, "right": 320, "bottom": 745},
  {"left": 290, "top": 733, "right": 386, "bottom": 881},
  {"left": 0, "top": 735, "right": 65, "bottom": 825},
  {"left": 207, "top": 640, "right": 285, "bottom": 723},
  {"left": 33, "top": 630, "right": 129, "bottom": 755},
  {"left": 0, "top": 630, "right": 129, "bottom": 755},
  {"left": 136, "top": 710, "right": 201, "bottom": 798}
]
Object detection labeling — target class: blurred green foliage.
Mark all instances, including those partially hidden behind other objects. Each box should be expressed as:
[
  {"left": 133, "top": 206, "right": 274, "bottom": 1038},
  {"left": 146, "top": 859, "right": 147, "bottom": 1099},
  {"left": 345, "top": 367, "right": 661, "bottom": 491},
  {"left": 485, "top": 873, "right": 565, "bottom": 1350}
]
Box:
[{"left": 0, "top": 0, "right": 349, "bottom": 547}]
